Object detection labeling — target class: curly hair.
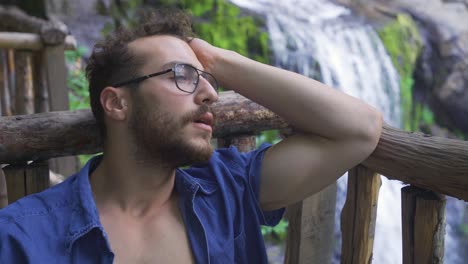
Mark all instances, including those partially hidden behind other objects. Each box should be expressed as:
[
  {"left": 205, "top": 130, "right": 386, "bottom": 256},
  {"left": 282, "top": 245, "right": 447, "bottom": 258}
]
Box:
[{"left": 86, "top": 8, "right": 195, "bottom": 139}]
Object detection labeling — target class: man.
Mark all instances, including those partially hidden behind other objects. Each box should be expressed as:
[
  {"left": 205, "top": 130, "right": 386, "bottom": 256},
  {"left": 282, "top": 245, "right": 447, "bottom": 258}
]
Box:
[{"left": 0, "top": 9, "right": 382, "bottom": 263}]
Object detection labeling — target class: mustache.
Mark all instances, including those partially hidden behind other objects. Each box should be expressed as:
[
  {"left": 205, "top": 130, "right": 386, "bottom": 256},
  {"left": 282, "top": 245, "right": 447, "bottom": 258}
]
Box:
[{"left": 181, "top": 104, "right": 215, "bottom": 125}]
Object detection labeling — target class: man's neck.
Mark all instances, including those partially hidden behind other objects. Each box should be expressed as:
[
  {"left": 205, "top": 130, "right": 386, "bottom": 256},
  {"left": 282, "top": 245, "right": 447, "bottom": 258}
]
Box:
[{"left": 89, "top": 150, "right": 177, "bottom": 219}]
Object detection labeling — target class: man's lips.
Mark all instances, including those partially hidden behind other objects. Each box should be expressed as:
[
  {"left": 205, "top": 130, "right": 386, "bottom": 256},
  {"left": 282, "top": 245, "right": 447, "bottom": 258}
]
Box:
[{"left": 193, "top": 112, "right": 214, "bottom": 131}]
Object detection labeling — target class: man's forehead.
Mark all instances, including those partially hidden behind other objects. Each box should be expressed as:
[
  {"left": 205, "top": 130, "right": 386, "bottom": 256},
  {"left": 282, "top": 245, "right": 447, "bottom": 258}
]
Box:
[{"left": 128, "top": 35, "right": 204, "bottom": 70}]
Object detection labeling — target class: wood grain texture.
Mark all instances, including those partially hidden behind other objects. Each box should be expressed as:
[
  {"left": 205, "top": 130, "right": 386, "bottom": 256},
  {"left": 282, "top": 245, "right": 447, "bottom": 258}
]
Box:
[
  {"left": 33, "top": 51, "right": 49, "bottom": 113},
  {"left": 401, "top": 186, "right": 446, "bottom": 264},
  {"left": 0, "top": 91, "right": 467, "bottom": 200},
  {"left": 362, "top": 125, "right": 468, "bottom": 200},
  {"left": 0, "top": 5, "right": 67, "bottom": 45},
  {"left": 284, "top": 201, "right": 303, "bottom": 264},
  {"left": 341, "top": 165, "right": 381, "bottom": 264},
  {"left": 0, "top": 50, "right": 11, "bottom": 116},
  {"left": 24, "top": 161, "right": 49, "bottom": 195},
  {"left": 285, "top": 183, "right": 336, "bottom": 264},
  {"left": 43, "top": 45, "right": 68, "bottom": 112},
  {"left": 0, "top": 168, "right": 8, "bottom": 208},
  {"left": 3, "top": 161, "right": 50, "bottom": 204},
  {"left": 3, "top": 163, "right": 26, "bottom": 204},
  {"left": 0, "top": 33, "right": 76, "bottom": 51},
  {"left": 14, "top": 51, "right": 34, "bottom": 115}
]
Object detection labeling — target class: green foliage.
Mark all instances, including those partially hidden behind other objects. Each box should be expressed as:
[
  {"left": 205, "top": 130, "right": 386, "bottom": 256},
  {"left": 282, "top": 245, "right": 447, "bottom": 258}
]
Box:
[
  {"left": 461, "top": 223, "right": 468, "bottom": 236},
  {"left": 413, "top": 103, "right": 434, "bottom": 126},
  {"left": 256, "top": 129, "right": 281, "bottom": 147},
  {"left": 454, "top": 129, "right": 467, "bottom": 140},
  {"left": 261, "top": 219, "right": 288, "bottom": 243},
  {"left": 379, "top": 14, "right": 468, "bottom": 139},
  {"left": 65, "top": 47, "right": 90, "bottom": 110},
  {"left": 102, "top": 0, "right": 271, "bottom": 64},
  {"left": 378, "top": 14, "right": 424, "bottom": 131}
]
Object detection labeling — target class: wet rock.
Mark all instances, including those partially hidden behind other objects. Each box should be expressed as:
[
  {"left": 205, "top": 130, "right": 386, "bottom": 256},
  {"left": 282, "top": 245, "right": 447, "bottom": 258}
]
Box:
[{"left": 336, "top": 0, "right": 468, "bottom": 133}]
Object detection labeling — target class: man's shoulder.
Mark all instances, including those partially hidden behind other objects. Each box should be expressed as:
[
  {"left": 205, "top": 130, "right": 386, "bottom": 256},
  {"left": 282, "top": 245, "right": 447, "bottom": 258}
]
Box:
[{"left": 0, "top": 173, "right": 77, "bottom": 225}]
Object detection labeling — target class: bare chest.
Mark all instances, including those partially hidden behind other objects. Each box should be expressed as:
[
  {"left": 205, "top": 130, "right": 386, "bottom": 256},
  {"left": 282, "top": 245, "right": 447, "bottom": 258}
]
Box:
[{"left": 101, "top": 210, "right": 194, "bottom": 264}]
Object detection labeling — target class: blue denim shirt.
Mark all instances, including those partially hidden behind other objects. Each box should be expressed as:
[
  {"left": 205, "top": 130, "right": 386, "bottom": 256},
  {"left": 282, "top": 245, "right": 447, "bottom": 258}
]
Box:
[{"left": 0, "top": 144, "right": 284, "bottom": 263}]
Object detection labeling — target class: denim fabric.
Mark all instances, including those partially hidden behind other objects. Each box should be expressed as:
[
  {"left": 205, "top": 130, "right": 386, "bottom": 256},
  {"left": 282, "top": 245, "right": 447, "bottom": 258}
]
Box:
[{"left": 0, "top": 144, "right": 284, "bottom": 263}]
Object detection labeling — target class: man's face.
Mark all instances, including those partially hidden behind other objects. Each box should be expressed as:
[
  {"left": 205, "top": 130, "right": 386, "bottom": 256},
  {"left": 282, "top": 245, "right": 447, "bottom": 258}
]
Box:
[{"left": 125, "top": 35, "right": 218, "bottom": 167}]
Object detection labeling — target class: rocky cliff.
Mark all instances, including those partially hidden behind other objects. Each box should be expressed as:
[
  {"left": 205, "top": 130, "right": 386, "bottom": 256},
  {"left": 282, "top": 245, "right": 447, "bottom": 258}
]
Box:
[{"left": 337, "top": 0, "right": 468, "bottom": 135}]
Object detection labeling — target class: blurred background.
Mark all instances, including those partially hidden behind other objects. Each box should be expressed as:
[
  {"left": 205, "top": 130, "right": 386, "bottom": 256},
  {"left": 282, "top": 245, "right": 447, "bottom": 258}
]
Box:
[{"left": 0, "top": 0, "right": 467, "bottom": 263}]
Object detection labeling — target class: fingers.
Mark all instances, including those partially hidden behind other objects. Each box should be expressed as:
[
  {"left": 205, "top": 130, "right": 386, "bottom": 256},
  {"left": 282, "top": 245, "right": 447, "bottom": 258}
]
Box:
[{"left": 188, "top": 38, "right": 216, "bottom": 71}]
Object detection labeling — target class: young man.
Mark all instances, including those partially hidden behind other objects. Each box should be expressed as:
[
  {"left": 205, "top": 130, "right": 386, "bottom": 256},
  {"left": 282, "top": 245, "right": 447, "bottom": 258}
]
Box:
[{"left": 0, "top": 9, "right": 382, "bottom": 263}]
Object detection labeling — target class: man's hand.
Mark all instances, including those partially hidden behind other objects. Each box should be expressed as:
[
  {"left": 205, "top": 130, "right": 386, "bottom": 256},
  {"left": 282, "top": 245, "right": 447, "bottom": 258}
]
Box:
[{"left": 188, "top": 38, "right": 225, "bottom": 74}]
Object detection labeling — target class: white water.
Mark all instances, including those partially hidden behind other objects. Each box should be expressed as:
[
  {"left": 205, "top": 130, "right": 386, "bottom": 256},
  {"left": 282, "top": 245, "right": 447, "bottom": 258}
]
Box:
[{"left": 229, "top": 0, "right": 464, "bottom": 263}]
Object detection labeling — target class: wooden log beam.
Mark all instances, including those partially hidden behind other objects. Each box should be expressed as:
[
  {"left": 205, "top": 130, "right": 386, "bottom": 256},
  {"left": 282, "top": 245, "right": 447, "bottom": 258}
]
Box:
[
  {"left": 340, "top": 165, "right": 381, "bottom": 264},
  {"left": 362, "top": 125, "right": 468, "bottom": 201},
  {"left": 401, "top": 186, "right": 446, "bottom": 264},
  {"left": 0, "top": 6, "right": 68, "bottom": 45},
  {"left": 0, "top": 32, "right": 77, "bottom": 51},
  {"left": 0, "top": 91, "right": 467, "bottom": 200}
]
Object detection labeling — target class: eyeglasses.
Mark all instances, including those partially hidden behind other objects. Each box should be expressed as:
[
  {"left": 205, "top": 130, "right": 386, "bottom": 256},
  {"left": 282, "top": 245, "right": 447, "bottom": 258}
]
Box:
[{"left": 112, "top": 63, "right": 218, "bottom": 94}]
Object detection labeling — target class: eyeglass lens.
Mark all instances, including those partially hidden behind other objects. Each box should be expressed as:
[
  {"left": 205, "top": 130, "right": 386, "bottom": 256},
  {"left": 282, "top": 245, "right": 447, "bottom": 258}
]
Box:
[{"left": 174, "top": 64, "right": 217, "bottom": 93}]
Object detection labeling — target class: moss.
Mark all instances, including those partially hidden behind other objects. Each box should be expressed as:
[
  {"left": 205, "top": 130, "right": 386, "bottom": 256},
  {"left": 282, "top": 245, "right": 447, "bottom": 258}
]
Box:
[{"left": 378, "top": 14, "right": 424, "bottom": 131}]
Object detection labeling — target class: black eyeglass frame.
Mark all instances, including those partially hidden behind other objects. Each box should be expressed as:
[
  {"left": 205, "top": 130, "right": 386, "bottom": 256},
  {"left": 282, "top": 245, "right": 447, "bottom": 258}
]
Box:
[{"left": 112, "top": 63, "right": 219, "bottom": 94}]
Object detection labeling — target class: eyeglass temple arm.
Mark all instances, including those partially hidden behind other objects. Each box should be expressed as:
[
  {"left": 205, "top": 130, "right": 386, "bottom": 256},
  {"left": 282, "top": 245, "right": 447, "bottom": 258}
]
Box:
[{"left": 112, "top": 68, "right": 173, "bottom": 88}]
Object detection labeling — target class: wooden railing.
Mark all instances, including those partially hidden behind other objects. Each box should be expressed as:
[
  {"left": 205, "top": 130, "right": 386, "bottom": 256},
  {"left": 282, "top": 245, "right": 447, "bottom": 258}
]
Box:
[
  {"left": 0, "top": 5, "right": 79, "bottom": 198},
  {"left": 1, "top": 91, "right": 467, "bottom": 263}
]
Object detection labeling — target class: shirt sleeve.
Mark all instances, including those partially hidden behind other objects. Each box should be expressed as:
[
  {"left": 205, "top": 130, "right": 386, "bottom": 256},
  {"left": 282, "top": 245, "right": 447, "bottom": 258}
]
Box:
[{"left": 224, "top": 143, "right": 285, "bottom": 227}]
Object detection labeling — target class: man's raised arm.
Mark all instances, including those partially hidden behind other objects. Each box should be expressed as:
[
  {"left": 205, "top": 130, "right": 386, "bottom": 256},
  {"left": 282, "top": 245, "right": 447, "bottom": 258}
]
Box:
[{"left": 190, "top": 38, "right": 383, "bottom": 211}]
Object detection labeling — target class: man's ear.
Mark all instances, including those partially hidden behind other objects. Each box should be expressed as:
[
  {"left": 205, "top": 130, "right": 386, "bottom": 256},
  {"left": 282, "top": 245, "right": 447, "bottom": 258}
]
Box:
[{"left": 100, "top": 86, "right": 128, "bottom": 121}]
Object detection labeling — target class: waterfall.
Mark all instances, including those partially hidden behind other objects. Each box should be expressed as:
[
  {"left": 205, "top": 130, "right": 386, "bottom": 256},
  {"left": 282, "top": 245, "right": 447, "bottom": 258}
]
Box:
[{"left": 229, "top": 0, "right": 464, "bottom": 263}]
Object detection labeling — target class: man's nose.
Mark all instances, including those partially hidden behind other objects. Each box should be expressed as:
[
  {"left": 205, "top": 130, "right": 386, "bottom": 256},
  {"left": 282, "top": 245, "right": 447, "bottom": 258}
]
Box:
[{"left": 195, "top": 76, "right": 219, "bottom": 105}]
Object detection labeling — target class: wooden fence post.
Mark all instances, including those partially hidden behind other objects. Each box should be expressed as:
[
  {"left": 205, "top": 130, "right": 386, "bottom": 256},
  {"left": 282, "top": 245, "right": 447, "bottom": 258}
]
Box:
[
  {"left": 284, "top": 183, "right": 336, "bottom": 264},
  {"left": 7, "top": 49, "right": 15, "bottom": 114},
  {"left": 341, "top": 165, "right": 381, "bottom": 264},
  {"left": 14, "top": 51, "right": 35, "bottom": 115},
  {"left": 3, "top": 163, "right": 27, "bottom": 203},
  {"left": 1, "top": 49, "right": 11, "bottom": 116},
  {"left": 4, "top": 161, "right": 50, "bottom": 204},
  {"left": 0, "top": 167, "right": 8, "bottom": 208},
  {"left": 401, "top": 186, "right": 446, "bottom": 264},
  {"left": 33, "top": 51, "right": 49, "bottom": 113}
]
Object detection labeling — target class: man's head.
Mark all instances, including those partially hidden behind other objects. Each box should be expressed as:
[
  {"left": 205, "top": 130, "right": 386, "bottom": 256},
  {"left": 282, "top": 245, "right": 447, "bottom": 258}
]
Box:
[
  {"left": 86, "top": 9, "right": 219, "bottom": 166},
  {"left": 86, "top": 8, "right": 195, "bottom": 137}
]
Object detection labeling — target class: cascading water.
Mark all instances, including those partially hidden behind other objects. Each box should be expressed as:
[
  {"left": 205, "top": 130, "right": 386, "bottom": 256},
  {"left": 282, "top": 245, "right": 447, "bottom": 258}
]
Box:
[{"left": 229, "top": 0, "right": 464, "bottom": 263}]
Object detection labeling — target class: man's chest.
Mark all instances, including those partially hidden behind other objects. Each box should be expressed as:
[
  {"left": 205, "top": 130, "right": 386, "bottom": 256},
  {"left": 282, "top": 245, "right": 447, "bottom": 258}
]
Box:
[
  {"left": 100, "top": 206, "right": 195, "bottom": 263},
  {"left": 110, "top": 224, "right": 194, "bottom": 264}
]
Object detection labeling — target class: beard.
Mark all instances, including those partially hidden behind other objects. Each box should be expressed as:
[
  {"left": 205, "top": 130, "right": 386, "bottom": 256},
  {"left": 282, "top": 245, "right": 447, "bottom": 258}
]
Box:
[{"left": 127, "top": 93, "right": 214, "bottom": 168}]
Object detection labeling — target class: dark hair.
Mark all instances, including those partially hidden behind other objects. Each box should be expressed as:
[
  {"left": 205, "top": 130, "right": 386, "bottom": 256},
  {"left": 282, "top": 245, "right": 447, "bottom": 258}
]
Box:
[{"left": 86, "top": 8, "right": 195, "bottom": 138}]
